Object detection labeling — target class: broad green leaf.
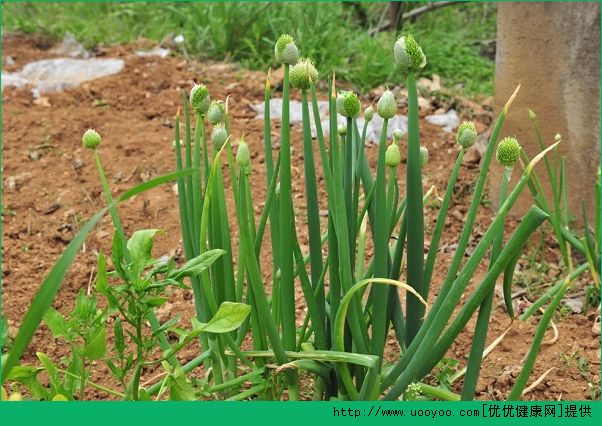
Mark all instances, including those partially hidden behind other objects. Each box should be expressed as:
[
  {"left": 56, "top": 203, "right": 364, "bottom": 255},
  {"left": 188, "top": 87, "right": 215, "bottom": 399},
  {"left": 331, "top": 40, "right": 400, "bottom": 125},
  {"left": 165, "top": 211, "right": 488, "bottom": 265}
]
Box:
[
  {"left": 127, "top": 229, "right": 161, "bottom": 277},
  {"left": 83, "top": 327, "right": 106, "bottom": 360},
  {"left": 146, "top": 296, "right": 167, "bottom": 307},
  {"left": 192, "top": 302, "right": 251, "bottom": 334},
  {"left": 43, "top": 308, "right": 69, "bottom": 339},
  {"left": 168, "top": 366, "right": 196, "bottom": 401},
  {"left": 168, "top": 249, "right": 226, "bottom": 280},
  {"left": 37, "top": 352, "right": 68, "bottom": 397},
  {"left": 5, "top": 365, "right": 42, "bottom": 381},
  {"left": 113, "top": 318, "right": 125, "bottom": 357},
  {"left": 95, "top": 253, "right": 119, "bottom": 310},
  {"left": 111, "top": 230, "right": 129, "bottom": 280}
]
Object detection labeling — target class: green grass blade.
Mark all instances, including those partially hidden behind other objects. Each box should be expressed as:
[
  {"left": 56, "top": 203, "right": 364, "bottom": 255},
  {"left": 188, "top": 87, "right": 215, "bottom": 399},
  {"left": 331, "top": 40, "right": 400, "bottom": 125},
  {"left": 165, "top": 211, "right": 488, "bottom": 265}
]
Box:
[
  {"left": 301, "top": 91, "right": 324, "bottom": 294},
  {"left": 461, "top": 167, "right": 510, "bottom": 400},
  {"left": 405, "top": 71, "right": 425, "bottom": 344}
]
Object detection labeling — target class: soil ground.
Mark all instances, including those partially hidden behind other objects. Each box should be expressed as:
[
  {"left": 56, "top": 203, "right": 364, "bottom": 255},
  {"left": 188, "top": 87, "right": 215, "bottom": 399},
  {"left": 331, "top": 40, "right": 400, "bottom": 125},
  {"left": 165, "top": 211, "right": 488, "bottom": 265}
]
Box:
[{"left": 1, "top": 33, "right": 600, "bottom": 400}]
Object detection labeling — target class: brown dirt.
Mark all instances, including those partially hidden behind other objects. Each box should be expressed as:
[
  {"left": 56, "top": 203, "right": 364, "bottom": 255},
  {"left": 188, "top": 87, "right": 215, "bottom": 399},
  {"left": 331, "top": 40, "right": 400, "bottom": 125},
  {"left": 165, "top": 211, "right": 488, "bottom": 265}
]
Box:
[{"left": 1, "top": 34, "right": 599, "bottom": 401}]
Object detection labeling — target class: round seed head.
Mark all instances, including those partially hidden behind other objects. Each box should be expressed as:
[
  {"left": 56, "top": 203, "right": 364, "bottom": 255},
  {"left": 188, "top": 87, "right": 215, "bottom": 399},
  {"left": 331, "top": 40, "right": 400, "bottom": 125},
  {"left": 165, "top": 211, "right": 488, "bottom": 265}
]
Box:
[
  {"left": 274, "top": 34, "right": 298, "bottom": 64},
  {"left": 190, "top": 83, "right": 210, "bottom": 115},
  {"left": 336, "top": 90, "right": 361, "bottom": 118},
  {"left": 211, "top": 124, "right": 228, "bottom": 149},
  {"left": 207, "top": 100, "right": 225, "bottom": 125},
  {"left": 82, "top": 129, "right": 102, "bottom": 149},
  {"left": 393, "top": 128, "right": 403, "bottom": 143},
  {"left": 290, "top": 58, "right": 318, "bottom": 90},
  {"left": 420, "top": 146, "right": 429, "bottom": 167},
  {"left": 394, "top": 34, "right": 427, "bottom": 70},
  {"left": 236, "top": 139, "right": 251, "bottom": 167},
  {"left": 496, "top": 137, "right": 522, "bottom": 168},
  {"left": 386, "top": 143, "right": 401, "bottom": 167},
  {"left": 456, "top": 121, "right": 478, "bottom": 148},
  {"left": 377, "top": 90, "right": 397, "bottom": 119},
  {"left": 364, "top": 106, "right": 374, "bottom": 122},
  {"left": 554, "top": 133, "right": 562, "bottom": 143},
  {"left": 337, "top": 123, "right": 347, "bottom": 136}
]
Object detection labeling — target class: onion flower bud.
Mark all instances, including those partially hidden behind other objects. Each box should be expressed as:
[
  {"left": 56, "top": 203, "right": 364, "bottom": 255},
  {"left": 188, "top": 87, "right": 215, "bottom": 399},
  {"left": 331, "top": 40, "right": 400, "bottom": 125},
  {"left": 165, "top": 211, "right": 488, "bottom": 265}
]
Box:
[
  {"left": 82, "top": 129, "right": 102, "bottom": 150},
  {"left": 394, "top": 34, "right": 427, "bottom": 70},
  {"left": 456, "top": 121, "right": 478, "bottom": 148},
  {"left": 377, "top": 90, "right": 397, "bottom": 119},
  {"left": 496, "top": 137, "right": 522, "bottom": 168}
]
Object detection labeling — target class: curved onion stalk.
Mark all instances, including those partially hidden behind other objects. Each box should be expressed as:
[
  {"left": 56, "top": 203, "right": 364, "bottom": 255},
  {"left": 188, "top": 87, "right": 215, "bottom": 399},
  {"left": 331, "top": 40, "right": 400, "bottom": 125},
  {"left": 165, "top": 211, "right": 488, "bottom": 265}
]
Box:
[
  {"left": 333, "top": 278, "right": 427, "bottom": 399},
  {"left": 381, "top": 85, "right": 522, "bottom": 391},
  {"left": 404, "top": 70, "right": 425, "bottom": 344},
  {"left": 462, "top": 166, "right": 510, "bottom": 400},
  {"left": 384, "top": 142, "right": 557, "bottom": 399},
  {"left": 1, "top": 170, "right": 193, "bottom": 382}
]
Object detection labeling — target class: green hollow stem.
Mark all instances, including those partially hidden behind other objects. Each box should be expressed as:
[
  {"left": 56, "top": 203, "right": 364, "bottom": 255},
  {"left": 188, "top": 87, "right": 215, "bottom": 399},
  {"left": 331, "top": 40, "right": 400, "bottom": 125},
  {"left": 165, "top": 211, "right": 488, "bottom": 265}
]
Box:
[
  {"left": 323, "top": 78, "right": 370, "bottom": 354},
  {"left": 369, "top": 117, "right": 390, "bottom": 364},
  {"left": 278, "top": 64, "right": 297, "bottom": 360},
  {"left": 405, "top": 71, "right": 425, "bottom": 345},
  {"left": 301, "top": 90, "right": 324, "bottom": 319},
  {"left": 191, "top": 113, "right": 203, "bottom": 254},
  {"left": 93, "top": 150, "right": 128, "bottom": 254},
  {"left": 263, "top": 72, "right": 281, "bottom": 289},
  {"left": 423, "top": 148, "right": 464, "bottom": 298},
  {"left": 344, "top": 117, "right": 355, "bottom": 264},
  {"left": 182, "top": 92, "right": 196, "bottom": 252},
  {"left": 95, "top": 149, "right": 178, "bottom": 367},
  {"left": 388, "top": 205, "right": 548, "bottom": 399},
  {"left": 461, "top": 166, "right": 510, "bottom": 400},
  {"left": 237, "top": 166, "right": 298, "bottom": 399}
]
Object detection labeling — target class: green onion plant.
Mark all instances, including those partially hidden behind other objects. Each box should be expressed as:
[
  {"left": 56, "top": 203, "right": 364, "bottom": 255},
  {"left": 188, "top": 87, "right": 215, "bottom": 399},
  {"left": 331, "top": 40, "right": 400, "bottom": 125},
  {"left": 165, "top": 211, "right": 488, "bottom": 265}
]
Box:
[{"left": 2, "top": 33, "right": 567, "bottom": 401}]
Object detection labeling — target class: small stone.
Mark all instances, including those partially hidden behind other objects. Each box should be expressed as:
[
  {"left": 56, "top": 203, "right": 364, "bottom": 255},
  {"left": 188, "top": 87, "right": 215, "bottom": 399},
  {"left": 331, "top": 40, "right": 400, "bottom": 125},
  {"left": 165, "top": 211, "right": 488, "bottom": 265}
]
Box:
[
  {"left": 417, "top": 96, "right": 432, "bottom": 113},
  {"left": 463, "top": 147, "right": 482, "bottom": 165},
  {"left": 6, "top": 176, "right": 16, "bottom": 192},
  {"left": 452, "top": 209, "right": 464, "bottom": 221}
]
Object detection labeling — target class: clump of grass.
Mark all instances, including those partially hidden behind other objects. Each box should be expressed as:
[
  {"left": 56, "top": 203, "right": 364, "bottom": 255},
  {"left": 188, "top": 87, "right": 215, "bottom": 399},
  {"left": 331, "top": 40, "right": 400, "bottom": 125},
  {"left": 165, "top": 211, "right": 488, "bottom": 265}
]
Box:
[
  {"left": 3, "top": 32, "right": 566, "bottom": 402},
  {"left": 1, "top": 2, "right": 496, "bottom": 96}
]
